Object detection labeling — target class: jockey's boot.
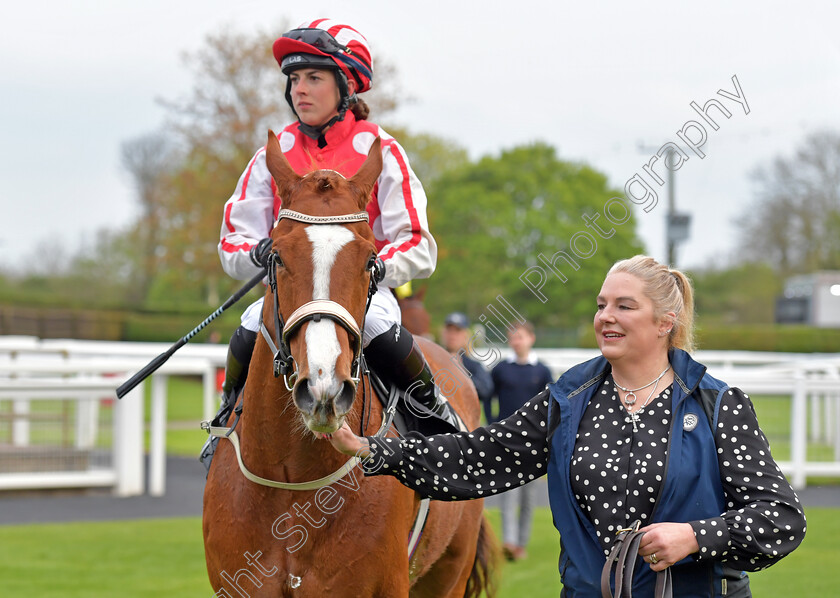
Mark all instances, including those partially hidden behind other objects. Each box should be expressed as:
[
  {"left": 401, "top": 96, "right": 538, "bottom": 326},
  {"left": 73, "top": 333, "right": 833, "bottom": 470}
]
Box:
[
  {"left": 365, "top": 324, "right": 463, "bottom": 433},
  {"left": 199, "top": 326, "right": 257, "bottom": 473}
]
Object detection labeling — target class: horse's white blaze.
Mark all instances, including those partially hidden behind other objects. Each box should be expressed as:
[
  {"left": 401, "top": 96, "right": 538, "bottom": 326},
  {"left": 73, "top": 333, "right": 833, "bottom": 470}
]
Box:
[{"left": 304, "top": 225, "right": 354, "bottom": 397}]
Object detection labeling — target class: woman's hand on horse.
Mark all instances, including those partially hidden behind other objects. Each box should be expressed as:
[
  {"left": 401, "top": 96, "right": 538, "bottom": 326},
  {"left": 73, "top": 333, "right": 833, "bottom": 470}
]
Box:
[
  {"left": 317, "top": 422, "right": 370, "bottom": 458},
  {"left": 638, "top": 522, "right": 700, "bottom": 571}
]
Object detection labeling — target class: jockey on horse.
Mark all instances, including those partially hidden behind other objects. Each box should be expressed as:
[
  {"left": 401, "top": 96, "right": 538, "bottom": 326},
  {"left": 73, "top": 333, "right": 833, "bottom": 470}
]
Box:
[{"left": 201, "top": 19, "right": 460, "bottom": 471}]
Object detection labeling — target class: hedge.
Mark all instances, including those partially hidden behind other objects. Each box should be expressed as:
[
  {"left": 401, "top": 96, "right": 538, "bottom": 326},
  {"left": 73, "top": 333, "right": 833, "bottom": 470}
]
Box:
[
  {"left": 3, "top": 304, "right": 839, "bottom": 353},
  {"left": 578, "top": 324, "right": 840, "bottom": 353},
  {"left": 0, "top": 304, "right": 242, "bottom": 344}
]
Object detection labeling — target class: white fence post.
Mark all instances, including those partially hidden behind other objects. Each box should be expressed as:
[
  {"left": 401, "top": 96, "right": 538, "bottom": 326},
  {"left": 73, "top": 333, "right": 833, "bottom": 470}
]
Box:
[
  {"left": 75, "top": 398, "right": 99, "bottom": 449},
  {"left": 790, "top": 368, "right": 807, "bottom": 490},
  {"left": 835, "top": 394, "right": 840, "bottom": 462},
  {"left": 149, "top": 374, "right": 168, "bottom": 497},
  {"left": 113, "top": 382, "right": 145, "bottom": 497},
  {"left": 11, "top": 399, "right": 30, "bottom": 446},
  {"left": 809, "top": 393, "right": 821, "bottom": 443},
  {"left": 203, "top": 363, "right": 218, "bottom": 423}
]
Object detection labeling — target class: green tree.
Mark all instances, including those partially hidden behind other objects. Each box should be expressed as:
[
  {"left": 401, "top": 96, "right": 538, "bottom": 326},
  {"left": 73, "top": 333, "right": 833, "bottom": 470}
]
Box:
[
  {"left": 424, "top": 143, "right": 644, "bottom": 331},
  {"left": 689, "top": 262, "right": 783, "bottom": 325}
]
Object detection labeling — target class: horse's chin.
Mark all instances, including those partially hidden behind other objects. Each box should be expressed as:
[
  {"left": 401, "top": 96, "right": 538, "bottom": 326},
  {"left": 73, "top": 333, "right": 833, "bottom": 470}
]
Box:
[{"left": 304, "top": 415, "right": 344, "bottom": 435}]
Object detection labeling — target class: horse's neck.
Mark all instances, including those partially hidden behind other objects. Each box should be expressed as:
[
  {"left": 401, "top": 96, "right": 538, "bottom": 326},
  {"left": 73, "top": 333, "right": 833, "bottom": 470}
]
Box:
[{"left": 237, "top": 390, "right": 327, "bottom": 474}]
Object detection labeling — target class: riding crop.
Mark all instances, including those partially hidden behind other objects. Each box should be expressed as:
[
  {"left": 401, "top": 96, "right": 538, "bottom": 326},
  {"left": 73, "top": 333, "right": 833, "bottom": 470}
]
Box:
[{"left": 115, "top": 270, "right": 265, "bottom": 399}]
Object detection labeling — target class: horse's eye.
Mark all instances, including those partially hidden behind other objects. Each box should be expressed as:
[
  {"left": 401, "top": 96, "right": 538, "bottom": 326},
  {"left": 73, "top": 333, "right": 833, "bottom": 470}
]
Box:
[{"left": 366, "top": 255, "right": 377, "bottom": 271}]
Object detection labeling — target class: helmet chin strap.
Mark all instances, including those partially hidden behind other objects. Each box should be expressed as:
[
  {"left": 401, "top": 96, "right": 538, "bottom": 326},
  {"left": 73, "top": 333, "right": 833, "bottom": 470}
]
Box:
[{"left": 285, "top": 70, "right": 351, "bottom": 149}]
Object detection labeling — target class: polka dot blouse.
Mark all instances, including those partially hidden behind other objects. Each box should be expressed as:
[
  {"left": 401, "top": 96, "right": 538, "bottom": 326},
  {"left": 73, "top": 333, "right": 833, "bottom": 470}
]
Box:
[{"left": 363, "top": 377, "right": 806, "bottom": 571}]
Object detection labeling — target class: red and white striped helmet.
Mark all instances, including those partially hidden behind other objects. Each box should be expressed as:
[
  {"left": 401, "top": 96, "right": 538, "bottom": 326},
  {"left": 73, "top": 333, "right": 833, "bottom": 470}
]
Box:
[{"left": 273, "top": 19, "right": 374, "bottom": 93}]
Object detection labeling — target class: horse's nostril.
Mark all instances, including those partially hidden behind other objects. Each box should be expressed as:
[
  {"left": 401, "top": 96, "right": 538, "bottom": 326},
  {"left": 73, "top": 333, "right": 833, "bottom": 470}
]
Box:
[
  {"left": 292, "top": 378, "right": 315, "bottom": 414},
  {"left": 335, "top": 380, "right": 356, "bottom": 416}
]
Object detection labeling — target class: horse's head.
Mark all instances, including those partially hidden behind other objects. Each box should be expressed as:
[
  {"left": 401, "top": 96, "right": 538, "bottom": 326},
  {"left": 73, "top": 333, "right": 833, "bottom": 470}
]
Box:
[{"left": 262, "top": 130, "right": 382, "bottom": 434}]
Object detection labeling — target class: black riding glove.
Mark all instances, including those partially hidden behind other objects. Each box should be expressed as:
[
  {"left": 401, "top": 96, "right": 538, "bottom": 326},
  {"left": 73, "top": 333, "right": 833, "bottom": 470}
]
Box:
[
  {"left": 373, "top": 257, "right": 386, "bottom": 284},
  {"left": 249, "top": 238, "right": 273, "bottom": 269}
]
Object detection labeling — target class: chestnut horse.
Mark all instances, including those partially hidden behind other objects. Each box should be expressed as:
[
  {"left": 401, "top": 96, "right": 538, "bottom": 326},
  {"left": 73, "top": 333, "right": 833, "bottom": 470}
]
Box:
[
  {"left": 397, "top": 287, "right": 432, "bottom": 340},
  {"left": 203, "top": 132, "right": 496, "bottom": 597}
]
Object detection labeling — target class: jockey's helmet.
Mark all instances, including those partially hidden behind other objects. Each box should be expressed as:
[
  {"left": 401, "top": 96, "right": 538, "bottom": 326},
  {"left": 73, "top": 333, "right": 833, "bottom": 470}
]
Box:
[{"left": 273, "top": 20, "right": 373, "bottom": 127}]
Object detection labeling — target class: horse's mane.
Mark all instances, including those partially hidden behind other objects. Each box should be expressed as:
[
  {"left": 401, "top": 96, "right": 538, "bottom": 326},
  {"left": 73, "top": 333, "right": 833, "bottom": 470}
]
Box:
[{"left": 308, "top": 171, "right": 341, "bottom": 191}]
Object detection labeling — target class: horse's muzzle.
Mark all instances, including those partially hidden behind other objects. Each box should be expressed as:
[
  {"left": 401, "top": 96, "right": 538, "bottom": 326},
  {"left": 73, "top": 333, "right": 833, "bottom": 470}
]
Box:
[{"left": 292, "top": 377, "right": 356, "bottom": 433}]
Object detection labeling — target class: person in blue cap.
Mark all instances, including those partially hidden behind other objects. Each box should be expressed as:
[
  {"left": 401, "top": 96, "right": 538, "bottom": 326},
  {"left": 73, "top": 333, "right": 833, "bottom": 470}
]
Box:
[{"left": 441, "top": 312, "right": 495, "bottom": 412}]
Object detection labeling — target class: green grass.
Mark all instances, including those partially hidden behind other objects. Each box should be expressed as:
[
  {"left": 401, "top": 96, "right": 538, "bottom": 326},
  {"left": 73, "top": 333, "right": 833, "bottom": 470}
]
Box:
[
  {"left": 0, "top": 507, "right": 836, "bottom": 597},
  {"left": 0, "top": 517, "right": 212, "bottom": 597},
  {"left": 485, "top": 508, "right": 562, "bottom": 597}
]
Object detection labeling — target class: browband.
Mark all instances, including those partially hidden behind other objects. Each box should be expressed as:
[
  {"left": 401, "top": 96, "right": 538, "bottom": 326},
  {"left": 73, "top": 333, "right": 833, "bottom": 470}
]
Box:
[{"left": 276, "top": 209, "right": 369, "bottom": 225}]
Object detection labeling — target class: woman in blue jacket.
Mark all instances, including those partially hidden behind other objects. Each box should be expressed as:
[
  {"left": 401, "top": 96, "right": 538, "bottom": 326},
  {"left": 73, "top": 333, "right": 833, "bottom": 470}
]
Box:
[{"left": 324, "top": 255, "right": 806, "bottom": 597}]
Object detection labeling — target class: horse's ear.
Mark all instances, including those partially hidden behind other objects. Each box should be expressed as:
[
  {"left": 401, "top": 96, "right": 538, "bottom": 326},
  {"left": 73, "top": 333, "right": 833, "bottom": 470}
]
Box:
[
  {"left": 414, "top": 286, "right": 426, "bottom": 301},
  {"left": 349, "top": 136, "right": 382, "bottom": 209},
  {"left": 265, "top": 129, "right": 300, "bottom": 202}
]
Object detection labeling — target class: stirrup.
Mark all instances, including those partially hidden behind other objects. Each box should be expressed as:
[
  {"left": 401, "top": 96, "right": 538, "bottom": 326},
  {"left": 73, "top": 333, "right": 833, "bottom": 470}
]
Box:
[{"left": 198, "top": 388, "right": 237, "bottom": 474}]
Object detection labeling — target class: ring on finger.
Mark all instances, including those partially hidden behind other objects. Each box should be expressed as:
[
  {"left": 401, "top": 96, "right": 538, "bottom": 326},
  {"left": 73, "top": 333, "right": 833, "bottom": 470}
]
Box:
[{"left": 649, "top": 553, "right": 659, "bottom": 564}]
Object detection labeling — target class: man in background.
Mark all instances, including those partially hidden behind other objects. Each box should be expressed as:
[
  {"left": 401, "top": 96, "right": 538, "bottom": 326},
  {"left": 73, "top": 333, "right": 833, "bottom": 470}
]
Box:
[
  {"left": 489, "top": 321, "right": 553, "bottom": 561},
  {"left": 441, "top": 312, "right": 494, "bottom": 413}
]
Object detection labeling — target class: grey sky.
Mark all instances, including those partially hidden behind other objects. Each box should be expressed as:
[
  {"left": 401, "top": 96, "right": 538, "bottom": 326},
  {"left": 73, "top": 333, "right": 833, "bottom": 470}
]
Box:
[{"left": 2, "top": 1, "right": 839, "bottom": 273}]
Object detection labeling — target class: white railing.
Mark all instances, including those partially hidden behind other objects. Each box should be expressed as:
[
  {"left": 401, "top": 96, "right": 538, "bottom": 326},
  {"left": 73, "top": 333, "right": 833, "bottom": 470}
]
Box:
[
  {"left": 0, "top": 377, "right": 144, "bottom": 496},
  {"left": 1, "top": 337, "right": 838, "bottom": 493},
  {"left": 0, "top": 337, "right": 226, "bottom": 497}
]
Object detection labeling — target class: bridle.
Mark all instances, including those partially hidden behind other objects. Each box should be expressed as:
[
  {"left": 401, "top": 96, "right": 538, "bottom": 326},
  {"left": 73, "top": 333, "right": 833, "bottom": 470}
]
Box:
[
  {"left": 259, "top": 208, "right": 380, "bottom": 391},
  {"left": 207, "top": 207, "right": 390, "bottom": 491}
]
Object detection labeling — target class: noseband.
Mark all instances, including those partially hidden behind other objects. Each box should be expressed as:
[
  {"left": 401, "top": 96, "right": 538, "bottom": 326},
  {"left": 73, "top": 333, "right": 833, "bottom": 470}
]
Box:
[{"left": 259, "top": 208, "right": 378, "bottom": 391}]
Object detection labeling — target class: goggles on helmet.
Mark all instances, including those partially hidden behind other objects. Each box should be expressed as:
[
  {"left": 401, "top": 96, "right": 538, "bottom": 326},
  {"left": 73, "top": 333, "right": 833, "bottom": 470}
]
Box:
[
  {"left": 279, "top": 27, "right": 372, "bottom": 80},
  {"left": 282, "top": 28, "right": 349, "bottom": 56}
]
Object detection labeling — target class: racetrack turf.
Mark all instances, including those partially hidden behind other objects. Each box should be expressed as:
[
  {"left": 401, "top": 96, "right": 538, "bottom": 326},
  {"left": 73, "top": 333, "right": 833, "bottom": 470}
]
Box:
[{"left": 0, "top": 507, "right": 835, "bottom": 597}]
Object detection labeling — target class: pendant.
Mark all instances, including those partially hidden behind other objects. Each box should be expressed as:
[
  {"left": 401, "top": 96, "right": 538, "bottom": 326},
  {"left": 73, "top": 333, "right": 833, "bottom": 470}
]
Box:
[
  {"left": 627, "top": 411, "right": 639, "bottom": 433},
  {"left": 622, "top": 391, "right": 637, "bottom": 406}
]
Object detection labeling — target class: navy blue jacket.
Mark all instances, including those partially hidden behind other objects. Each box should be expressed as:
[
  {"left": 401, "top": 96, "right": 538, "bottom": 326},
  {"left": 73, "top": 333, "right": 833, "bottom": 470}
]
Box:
[
  {"left": 488, "top": 356, "right": 553, "bottom": 424},
  {"left": 460, "top": 354, "right": 495, "bottom": 406},
  {"left": 547, "top": 349, "right": 750, "bottom": 598}
]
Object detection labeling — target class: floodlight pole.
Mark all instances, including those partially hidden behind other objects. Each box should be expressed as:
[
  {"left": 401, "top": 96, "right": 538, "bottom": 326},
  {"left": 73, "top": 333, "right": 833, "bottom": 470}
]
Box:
[{"left": 667, "top": 149, "right": 676, "bottom": 266}]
